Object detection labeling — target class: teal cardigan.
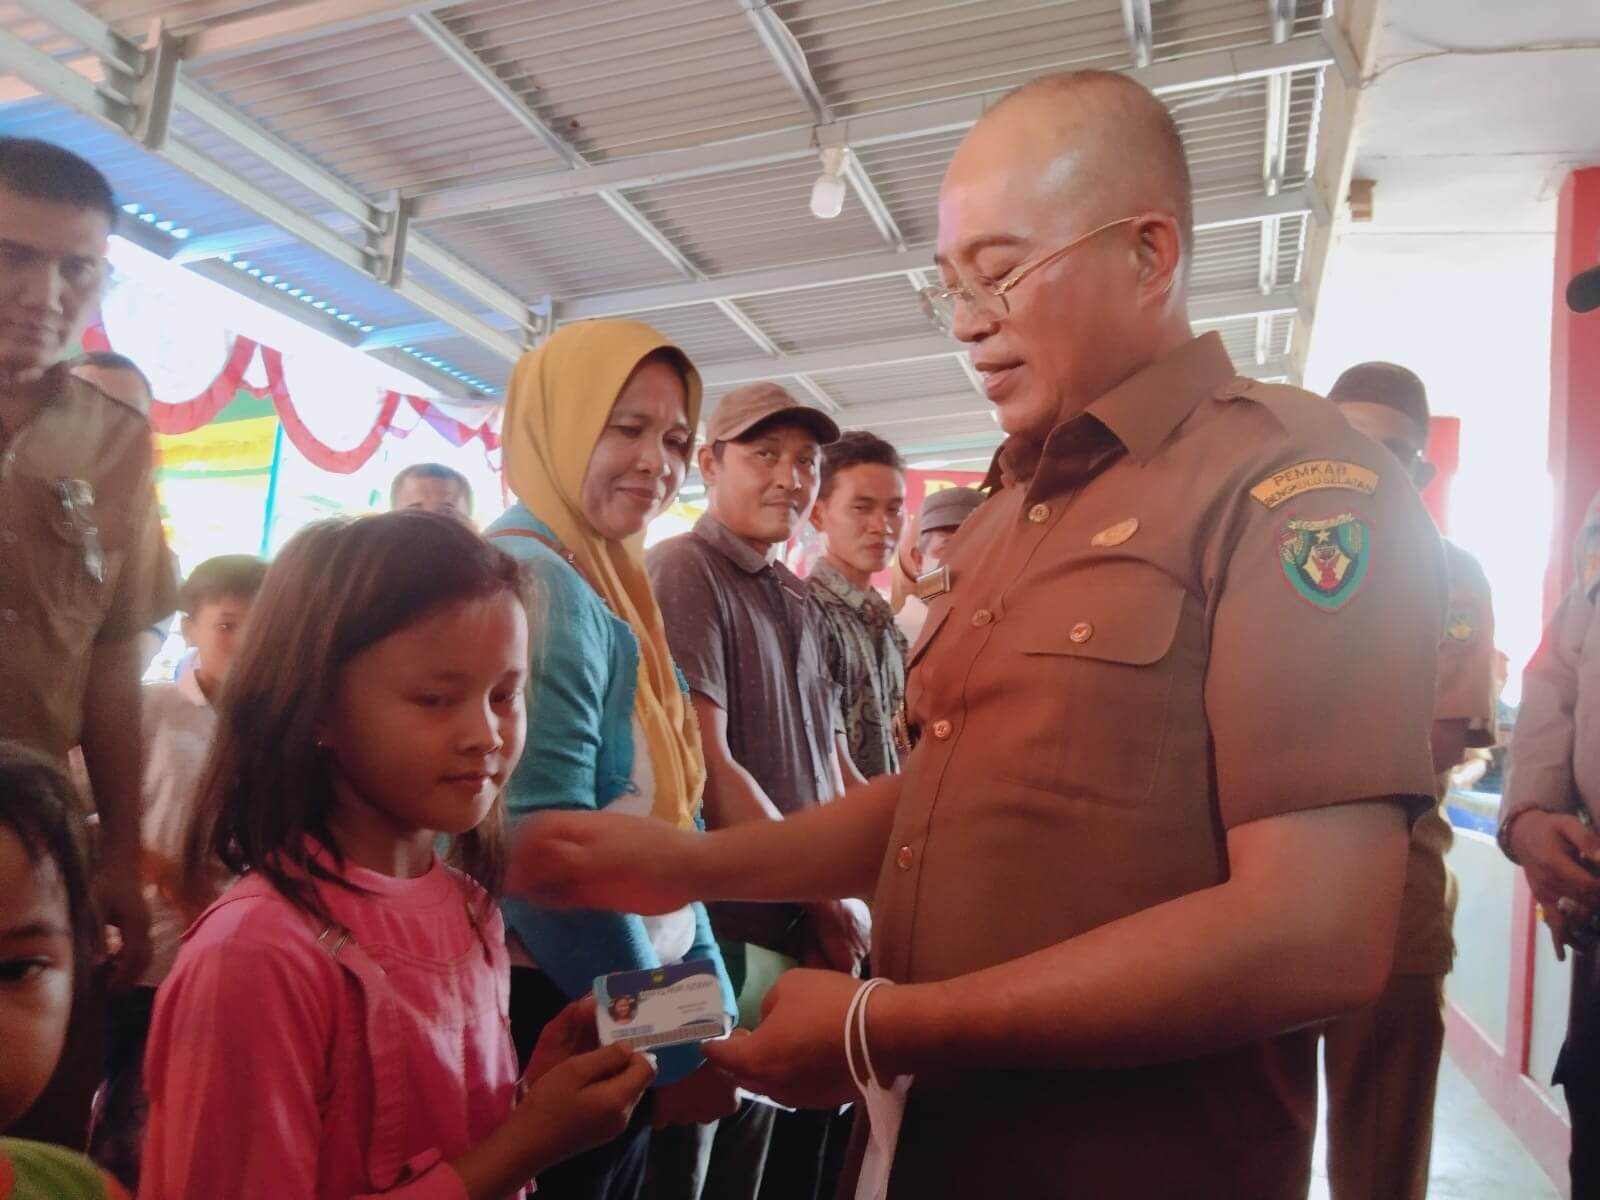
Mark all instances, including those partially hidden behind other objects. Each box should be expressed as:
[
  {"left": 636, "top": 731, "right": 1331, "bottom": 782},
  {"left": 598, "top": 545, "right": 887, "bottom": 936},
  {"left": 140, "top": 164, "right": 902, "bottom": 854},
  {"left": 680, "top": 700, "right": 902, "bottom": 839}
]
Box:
[{"left": 489, "top": 504, "right": 734, "bottom": 1084}]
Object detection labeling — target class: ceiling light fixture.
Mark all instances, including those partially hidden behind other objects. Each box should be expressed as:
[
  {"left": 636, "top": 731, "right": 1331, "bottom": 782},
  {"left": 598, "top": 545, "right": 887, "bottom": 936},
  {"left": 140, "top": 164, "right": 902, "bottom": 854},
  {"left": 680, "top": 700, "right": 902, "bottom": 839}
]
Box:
[{"left": 809, "top": 147, "right": 849, "bottom": 220}]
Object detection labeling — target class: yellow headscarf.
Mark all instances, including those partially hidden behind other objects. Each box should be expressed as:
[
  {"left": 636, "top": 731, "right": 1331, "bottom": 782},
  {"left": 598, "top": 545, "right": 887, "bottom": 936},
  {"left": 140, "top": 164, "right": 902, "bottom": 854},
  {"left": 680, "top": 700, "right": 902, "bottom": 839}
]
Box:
[{"left": 503, "top": 319, "right": 706, "bottom": 831}]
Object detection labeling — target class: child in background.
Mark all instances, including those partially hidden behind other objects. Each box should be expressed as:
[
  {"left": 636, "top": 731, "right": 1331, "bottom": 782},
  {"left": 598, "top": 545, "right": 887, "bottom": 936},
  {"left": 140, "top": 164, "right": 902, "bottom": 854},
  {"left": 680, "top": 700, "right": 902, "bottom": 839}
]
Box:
[
  {"left": 140, "top": 512, "right": 655, "bottom": 1200},
  {"left": 0, "top": 740, "right": 128, "bottom": 1199},
  {"left": 89, "top": 555, "right": 268, "bottom": 1190}
]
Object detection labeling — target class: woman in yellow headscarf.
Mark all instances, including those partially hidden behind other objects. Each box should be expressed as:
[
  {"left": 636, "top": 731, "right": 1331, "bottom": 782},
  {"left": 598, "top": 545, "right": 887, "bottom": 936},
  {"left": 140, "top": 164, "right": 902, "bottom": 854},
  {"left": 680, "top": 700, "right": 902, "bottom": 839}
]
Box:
[{"left": 488, "top": 320, "right": 737, "bottom": 1199}]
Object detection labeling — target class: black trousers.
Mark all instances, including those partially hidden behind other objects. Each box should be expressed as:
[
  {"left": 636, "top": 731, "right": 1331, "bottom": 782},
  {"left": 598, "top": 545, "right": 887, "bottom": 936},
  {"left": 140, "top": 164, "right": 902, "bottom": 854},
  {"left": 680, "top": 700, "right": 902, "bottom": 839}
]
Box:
[
  {"left": 511, "top": 966, "right": 652, "bottom": 1200},
  {"left": 1558, "top": 947, "right": 1600, "bottom": 1199}
]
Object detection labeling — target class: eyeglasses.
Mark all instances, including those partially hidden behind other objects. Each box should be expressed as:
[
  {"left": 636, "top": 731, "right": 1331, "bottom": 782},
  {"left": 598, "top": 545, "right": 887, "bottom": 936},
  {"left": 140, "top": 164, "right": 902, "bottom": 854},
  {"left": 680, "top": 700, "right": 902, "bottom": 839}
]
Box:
[{"left": 917, "top": 215, "right": 1140, "bottom": 337}]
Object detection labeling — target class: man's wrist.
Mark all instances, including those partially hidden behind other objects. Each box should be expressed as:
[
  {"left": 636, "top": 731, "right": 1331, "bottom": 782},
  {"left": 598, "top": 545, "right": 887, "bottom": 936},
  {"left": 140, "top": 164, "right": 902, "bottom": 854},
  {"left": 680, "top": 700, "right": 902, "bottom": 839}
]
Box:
[
  {"left": 864, "top": 978, "right": 948, "bottom": 1080},
  {"left": 1498, "top": 806, "right": 1552, "bottom": 864}
]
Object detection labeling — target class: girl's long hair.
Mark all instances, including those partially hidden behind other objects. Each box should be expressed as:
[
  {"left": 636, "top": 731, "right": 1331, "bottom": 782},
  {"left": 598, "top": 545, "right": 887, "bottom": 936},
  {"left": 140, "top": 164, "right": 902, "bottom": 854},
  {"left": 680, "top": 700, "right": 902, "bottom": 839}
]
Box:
[{"left": 176, "top": 511, "right": 533, "bottom": 926}]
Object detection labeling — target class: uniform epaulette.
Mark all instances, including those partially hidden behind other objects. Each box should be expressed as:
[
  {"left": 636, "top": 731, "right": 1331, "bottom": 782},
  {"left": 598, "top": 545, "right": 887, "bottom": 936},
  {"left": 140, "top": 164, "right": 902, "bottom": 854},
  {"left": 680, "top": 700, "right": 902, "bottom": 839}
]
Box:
[{"left": 1212, "top": 375, "right": 1347, "bottom": 441}]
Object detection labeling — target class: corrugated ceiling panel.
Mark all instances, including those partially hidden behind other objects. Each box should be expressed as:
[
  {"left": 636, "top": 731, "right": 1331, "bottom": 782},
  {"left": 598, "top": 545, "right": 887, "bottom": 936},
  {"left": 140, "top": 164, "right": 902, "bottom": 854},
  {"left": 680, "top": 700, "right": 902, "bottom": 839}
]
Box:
[
  {"left": 1283, "top": 67, "right": 1321, "bottom": 189},
  {"left": 414, "top": 196, "right": 686, "bottom": 298},
  {"left": 811, "top": 355, "right": 974, "bottom": 408},
  {"left": 624, "top": 157, "right": 886, "bottom": 275},
  {"left": 776, "top": 0, "right": 1131, "bottom": 118},
  {"left": 399, "top": 333, "right": 514, "bottom": 393},
  {"left": 187, "top": 19, "right": 568, "bottom": 196},
  {"left": 1152, "top": 0, "right": 1323, "bottom": 59},
  {"left": 0, "top": 101, "right": 263, "bottom": 237},
  {"left": 1272, "top": 212, "right": 1308, "bottom": 290},
  {"left": 1214, "top": 316, "right": 1260, "bottom": 364},
  {"left": 1189, "top": 222, "right": 1263, "bottom": 297},
  {"left": 732, "top": 277, "right": 935, "bottom": 354},
  {"left": 167, "top": 111, "right": 351, "bottom": 231},
  {"left": 438, "top": 0, "right": 810, "bottom": 161},
  {"left": 217, "top": 241, "right": 425, "bottom": 329},
  {"left": 853, "top": 129, "right": 964, "bottom": 247},
  {"left": 85, "top": 1, "right": 283, "bottom": 34},
  {"left": 612, "top": 303, "right": 764, "bottom": 366},
  {"left": 1169, "top": 78, "right": 1270, "bottom": 204}
]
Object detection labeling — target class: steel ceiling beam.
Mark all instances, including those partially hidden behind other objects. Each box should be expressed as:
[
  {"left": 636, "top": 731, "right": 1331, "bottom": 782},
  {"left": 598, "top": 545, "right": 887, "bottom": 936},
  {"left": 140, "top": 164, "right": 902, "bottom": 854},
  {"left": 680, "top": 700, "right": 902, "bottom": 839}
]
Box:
[
  {"left": 698, "top": 289, "right": 1297, "bottom": 388},
  {"left": 183, "top": 0, "right": 465, "bottom": 66},
  {"left": 408, "top": 30, "right": 1337, "bottom": 222},
  {"left": 559, "top": 190, "right": 1314, "bottom": 321},
  {"left": 0, "top": 1, "right": 538, "bottom": 364},
  {"left": 1119, "top": 0, "right": 1156, "bottom": 69}
]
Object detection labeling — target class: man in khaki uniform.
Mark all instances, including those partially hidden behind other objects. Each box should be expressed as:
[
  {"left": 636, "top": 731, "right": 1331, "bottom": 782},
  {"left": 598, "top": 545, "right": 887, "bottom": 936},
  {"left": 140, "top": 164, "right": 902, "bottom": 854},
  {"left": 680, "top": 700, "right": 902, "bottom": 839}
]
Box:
[
  {"left": 510, "top": 71, "right": 1444, "bottom": 1199},
  {"left": 1324, "top": 363, "right": 1496, "bottom": 1199},
  {"left": 0, "top": 137, "right": 175, "bottom": 1145}
]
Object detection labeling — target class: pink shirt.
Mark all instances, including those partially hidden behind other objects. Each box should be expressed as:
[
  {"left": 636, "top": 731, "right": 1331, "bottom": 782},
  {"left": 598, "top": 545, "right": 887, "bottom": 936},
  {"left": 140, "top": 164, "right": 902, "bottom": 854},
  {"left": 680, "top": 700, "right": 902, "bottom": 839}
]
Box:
[{"left": 138, "top": 848, "right": 524, "bottom": 1200}]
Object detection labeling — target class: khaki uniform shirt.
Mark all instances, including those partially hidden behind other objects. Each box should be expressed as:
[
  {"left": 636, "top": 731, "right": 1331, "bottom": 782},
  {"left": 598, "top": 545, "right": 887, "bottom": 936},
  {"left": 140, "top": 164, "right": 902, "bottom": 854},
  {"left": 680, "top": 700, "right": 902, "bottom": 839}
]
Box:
[
  {"left": 0, "top": 368, "right": 176, "bottom": 762},
  {"left": 1504, "top": 500, "right": 1600, "bottom": 830},
  {"left": 1393, "top": 539, "right": 1496, "bottom": 975},
  {"left": 872, "top": 334, "right": 1443, "bottom": 1199}
]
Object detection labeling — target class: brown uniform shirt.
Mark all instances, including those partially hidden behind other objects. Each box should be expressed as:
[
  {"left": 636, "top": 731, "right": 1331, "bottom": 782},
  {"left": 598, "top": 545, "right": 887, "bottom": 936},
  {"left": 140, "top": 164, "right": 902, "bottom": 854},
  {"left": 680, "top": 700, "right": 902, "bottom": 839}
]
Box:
[
  {"left": 1394, "top": 539, "right": 1496, "bottom": 975},
  {"left": 1504, "top": 499, "right": 1600, "bottom": 831},
  {"left": 872, "top": 333, "right": 1443, "bottom": 1199},
  {"left": 0, "top": 368, "right": 176, "bottom": 762}
]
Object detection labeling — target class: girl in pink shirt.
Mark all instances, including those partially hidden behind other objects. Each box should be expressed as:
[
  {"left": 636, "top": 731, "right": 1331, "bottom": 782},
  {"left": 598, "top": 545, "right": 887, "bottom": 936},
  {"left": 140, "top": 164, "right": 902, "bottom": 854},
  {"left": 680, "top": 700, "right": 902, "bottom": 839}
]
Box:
[{"left": 139, "top": 513, "right": 657, "bottom": 1200}]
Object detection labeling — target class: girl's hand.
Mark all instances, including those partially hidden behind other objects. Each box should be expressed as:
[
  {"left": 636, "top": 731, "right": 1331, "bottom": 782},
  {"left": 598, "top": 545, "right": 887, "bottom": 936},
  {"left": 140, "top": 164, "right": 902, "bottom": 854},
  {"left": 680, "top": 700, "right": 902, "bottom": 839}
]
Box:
[
  {"left": 524, "top": 995, "right": 601, "bottom": 1088},
  {"left": 453, "top": 1043, "right": 656, "bottom": 1199},
  {"left": 517, "top": 1043, "right": 657, "bottom": 1171}
]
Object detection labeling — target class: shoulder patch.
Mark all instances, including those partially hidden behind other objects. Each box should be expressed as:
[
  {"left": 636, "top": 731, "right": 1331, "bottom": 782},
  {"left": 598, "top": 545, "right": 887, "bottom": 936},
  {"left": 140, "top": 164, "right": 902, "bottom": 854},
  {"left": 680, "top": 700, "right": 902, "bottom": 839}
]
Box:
[
  {"left": 1278, "top": 513, "right": 1371, "bottom": 611},
  {"left": 1250, "top": 460, "right": 1379, "bottom": 509}
]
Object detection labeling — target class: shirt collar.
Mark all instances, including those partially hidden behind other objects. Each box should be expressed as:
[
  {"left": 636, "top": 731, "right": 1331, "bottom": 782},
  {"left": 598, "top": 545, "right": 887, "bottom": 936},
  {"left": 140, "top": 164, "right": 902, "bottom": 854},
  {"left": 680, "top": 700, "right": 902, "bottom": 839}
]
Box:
[
  {"left": 178, "top": 663, "right": 212, "bottom": 709},
  {"left": 984, "top": 332, "right": 1237, "bottom": 496},
  {"left": 810, "top": 557, "right": 880, "bottom": 612},
  {"left": 694, "top": 514, "right": 775, "bottom": 576}
]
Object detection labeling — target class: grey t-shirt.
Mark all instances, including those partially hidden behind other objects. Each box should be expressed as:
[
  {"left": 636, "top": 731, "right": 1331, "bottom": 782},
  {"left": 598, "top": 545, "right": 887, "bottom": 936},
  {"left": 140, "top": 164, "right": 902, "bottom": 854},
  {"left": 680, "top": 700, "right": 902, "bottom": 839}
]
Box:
[{"left": 648, "top": 514, "right": 842, "bottom": 949}]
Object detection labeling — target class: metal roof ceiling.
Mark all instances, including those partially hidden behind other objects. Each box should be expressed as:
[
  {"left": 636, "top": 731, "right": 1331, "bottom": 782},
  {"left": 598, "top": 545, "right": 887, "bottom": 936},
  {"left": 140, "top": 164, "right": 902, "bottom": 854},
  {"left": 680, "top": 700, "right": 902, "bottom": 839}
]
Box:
[{"left": 0, "top": 0, "right": 1342, "bottom": 463}]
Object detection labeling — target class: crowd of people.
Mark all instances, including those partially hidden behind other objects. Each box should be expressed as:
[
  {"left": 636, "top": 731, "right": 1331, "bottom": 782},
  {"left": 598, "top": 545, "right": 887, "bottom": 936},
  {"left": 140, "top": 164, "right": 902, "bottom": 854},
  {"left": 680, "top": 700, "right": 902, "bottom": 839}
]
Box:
[{"left": 1, "top": 65, "right": 1597, "bottom": 1200}]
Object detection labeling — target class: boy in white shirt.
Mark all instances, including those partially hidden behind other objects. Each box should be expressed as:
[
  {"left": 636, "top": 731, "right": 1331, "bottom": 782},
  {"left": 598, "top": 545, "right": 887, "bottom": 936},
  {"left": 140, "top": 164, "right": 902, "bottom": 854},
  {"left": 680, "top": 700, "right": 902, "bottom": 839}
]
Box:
[{"left": 90, "top": 554, "right": 267, "bottom": 1190}]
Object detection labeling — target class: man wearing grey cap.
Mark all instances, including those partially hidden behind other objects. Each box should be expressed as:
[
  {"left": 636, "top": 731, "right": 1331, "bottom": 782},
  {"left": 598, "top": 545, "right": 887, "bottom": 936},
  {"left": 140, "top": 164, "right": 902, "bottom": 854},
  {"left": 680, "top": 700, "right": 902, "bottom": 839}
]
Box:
[
  {"left": 1324, "top": 362, "right": 1497, "bottom": 1200},
  {"left": 894, "top": 486, "right": 986, "bottom": 644},
  {"left": 1499, "top": 259, "right": 1600, "bottom": 1197},
  {"left": 647, "top": 382, "right": 865, "bottom": 1200}
]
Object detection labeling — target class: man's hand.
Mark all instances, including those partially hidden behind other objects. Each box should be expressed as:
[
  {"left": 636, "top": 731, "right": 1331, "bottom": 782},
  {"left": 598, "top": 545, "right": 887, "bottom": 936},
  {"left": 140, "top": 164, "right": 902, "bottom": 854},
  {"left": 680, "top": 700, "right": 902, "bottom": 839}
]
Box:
[
  {"left": 800, "top": 899, "right": 870, "bottom": 974},
  {"left": 702, "top": 969, "right": 865, "bottom": 1109},
  {"left": 508, "top": 810, "right": 700, "bottom": 915},
  {"left": 650, "top": 1063, "right": 740, "bottom": 1129},
  {"left": 1511, "top": 811, "right": 1600, "bottom": 959},
  {"left": 98, "top": 850, "right": 152, "bottom": 989}
]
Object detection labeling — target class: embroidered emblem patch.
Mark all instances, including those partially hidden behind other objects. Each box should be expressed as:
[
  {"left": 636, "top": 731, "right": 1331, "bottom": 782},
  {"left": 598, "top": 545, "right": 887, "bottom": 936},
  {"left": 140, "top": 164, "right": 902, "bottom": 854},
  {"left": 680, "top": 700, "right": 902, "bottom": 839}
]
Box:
[
  {"left": 1091, "top": 517, "right": 1140, "bottom": 547},
  {"left": 1250, "top": 460, "right": 1379, "bottom": 509},
  {"left": 1279, "top": 514, "right": 1370, "bottom": 610},
  {"left": 1445, "top": 612, "right": 1473, "bottom": 642}
]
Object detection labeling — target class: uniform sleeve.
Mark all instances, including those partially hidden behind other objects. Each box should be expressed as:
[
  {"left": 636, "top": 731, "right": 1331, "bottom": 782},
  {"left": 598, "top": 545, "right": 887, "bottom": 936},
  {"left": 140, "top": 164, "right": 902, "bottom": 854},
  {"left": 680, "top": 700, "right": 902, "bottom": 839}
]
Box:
[
  {"left": 646, "top": 542, "right": 729, "bottom": 709},
  {"left": 1204, "top": 485, "right": 1443, "bottom": 829},
  {"left": 139, "top": 937, "right": 469, "bottom": 1200},
  {"left": 1503, "top": 584, "right": 1590, "bottom": 822},
  {"left": 1435, "top": 548, "right": 1497, "bottom": 742},
  {"left": 99, "top": 438, "right": 177, "bottom": 644}
]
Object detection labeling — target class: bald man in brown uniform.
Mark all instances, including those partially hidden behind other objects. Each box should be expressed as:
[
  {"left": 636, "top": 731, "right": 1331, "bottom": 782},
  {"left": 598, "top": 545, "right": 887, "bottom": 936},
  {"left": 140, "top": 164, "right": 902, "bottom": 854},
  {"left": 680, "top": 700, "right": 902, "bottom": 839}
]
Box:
[{"left": 511, "top": 71, "right": 1445, "bottom": 1199}]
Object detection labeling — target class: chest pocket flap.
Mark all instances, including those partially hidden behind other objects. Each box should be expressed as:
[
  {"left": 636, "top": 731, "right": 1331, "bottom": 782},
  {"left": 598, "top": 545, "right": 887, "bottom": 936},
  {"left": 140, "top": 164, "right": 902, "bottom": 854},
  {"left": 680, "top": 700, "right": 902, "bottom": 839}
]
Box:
[{"left": 1021, "top": 564, "right": 1186, "bottom": 666}]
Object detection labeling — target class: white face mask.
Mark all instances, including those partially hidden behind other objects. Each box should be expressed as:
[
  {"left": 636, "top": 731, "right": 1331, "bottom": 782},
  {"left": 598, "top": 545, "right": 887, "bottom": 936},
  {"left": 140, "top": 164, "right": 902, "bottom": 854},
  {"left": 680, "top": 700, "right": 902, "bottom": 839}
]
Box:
[{"left": 845, "top": 979, "right": 914, "bottom": 1200}]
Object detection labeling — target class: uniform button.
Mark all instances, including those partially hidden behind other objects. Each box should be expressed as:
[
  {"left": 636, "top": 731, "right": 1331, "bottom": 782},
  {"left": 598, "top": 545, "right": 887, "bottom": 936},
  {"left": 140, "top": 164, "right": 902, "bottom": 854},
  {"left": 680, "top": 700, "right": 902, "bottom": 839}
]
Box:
[
  {"left": 0, "top": 530, "right": 15, "bottom": 544},
  {"left": 971, "top": 609, "right": 993, "bottom": 627},
  {"left": 896, "top": 845, "right": 914, "bottom": 871},
  {"left": 1069, "top": 621, "right": 1093, "bottom": 643},
  {"left": 1028, "top": 503, "right": 1052, "bottom": 524},
  {"left": 932, "top": 719, "right": 953, "bottom": 740},
  {"left": 0, "top": 609, "right": 16, "bottom": 624}
]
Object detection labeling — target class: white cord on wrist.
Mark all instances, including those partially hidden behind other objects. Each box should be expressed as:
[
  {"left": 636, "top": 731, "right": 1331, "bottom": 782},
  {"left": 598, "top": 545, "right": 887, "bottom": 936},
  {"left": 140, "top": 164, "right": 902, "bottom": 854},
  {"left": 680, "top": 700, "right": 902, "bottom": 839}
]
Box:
[{"left": 844, "top": 977, "right": 893, "bottom": 1092}]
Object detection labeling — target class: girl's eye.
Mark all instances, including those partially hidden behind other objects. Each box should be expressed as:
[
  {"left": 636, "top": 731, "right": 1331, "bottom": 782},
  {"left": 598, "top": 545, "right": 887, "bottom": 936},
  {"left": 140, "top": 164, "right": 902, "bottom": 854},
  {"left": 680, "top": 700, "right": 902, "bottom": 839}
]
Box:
[
  {"left": 490, "top": 689, "right": 522, "bottom": 707},
  {"left": 0, "top": 957, "right": 50, "bottom": 984},
  {"left": 414, "top": 694, "right": 450, "bottom": 709}
]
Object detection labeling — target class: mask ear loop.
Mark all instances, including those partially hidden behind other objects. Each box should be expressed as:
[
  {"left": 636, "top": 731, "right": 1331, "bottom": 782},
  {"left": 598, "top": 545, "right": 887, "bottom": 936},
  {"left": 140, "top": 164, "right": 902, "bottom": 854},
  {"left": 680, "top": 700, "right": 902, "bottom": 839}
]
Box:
[{"left": 844, "top": 977, "right": 891, "bottom": 1090}]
